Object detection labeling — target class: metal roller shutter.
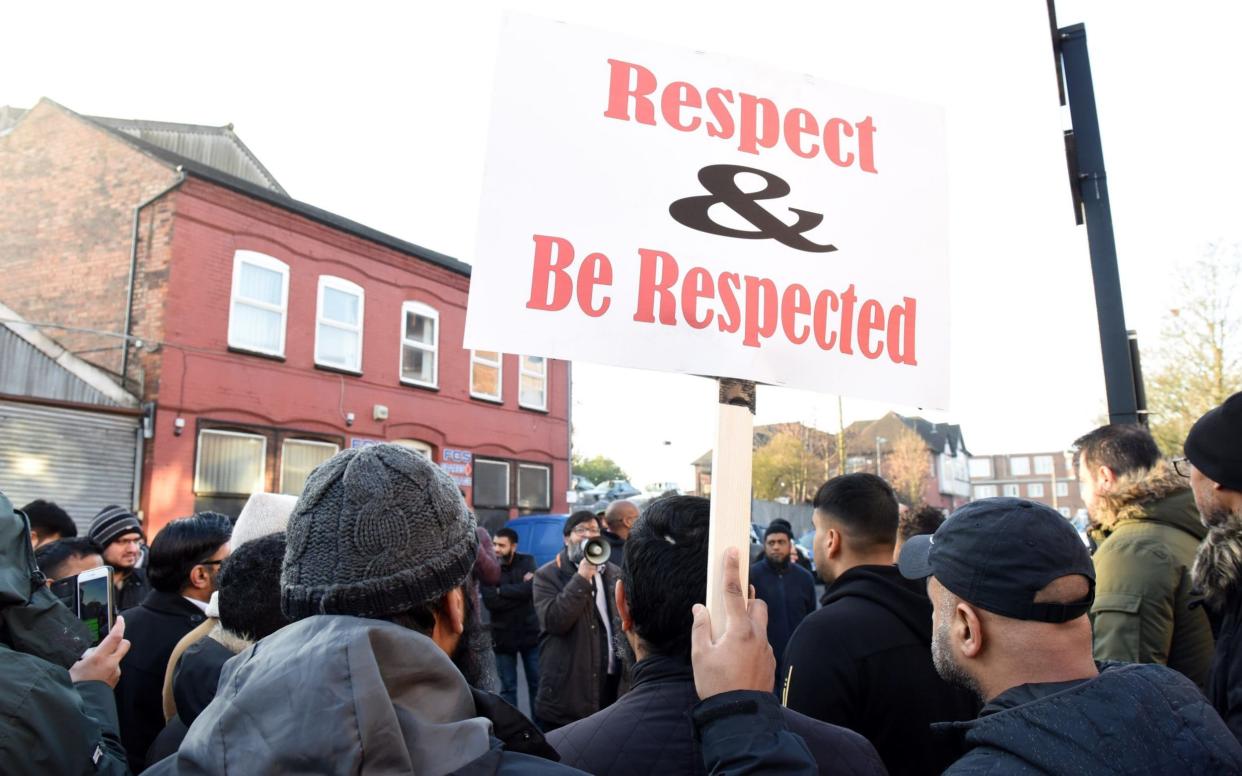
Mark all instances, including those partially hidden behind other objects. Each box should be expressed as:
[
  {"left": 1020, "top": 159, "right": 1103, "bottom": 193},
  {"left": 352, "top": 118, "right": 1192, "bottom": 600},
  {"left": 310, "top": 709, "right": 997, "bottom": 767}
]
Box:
[{"left": 0, "top": 400, "right": 140, "bottom": 534}]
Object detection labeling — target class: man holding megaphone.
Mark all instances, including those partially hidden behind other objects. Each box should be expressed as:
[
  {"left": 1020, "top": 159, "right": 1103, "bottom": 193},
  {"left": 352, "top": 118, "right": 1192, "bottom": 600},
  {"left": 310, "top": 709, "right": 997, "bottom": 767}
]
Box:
[{"left": 532, "top": 511, "right": 624, "bottom": 732}]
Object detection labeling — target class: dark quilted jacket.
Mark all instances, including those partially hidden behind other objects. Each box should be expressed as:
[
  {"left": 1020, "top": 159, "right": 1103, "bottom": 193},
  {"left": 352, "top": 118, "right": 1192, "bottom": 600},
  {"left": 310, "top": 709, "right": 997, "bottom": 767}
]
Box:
[
  {"left": 547, "top": 655, "right": 886, "bottom": 775},
  {"left": 936, "top": 662, "right": 1242, "bottom": 774}
]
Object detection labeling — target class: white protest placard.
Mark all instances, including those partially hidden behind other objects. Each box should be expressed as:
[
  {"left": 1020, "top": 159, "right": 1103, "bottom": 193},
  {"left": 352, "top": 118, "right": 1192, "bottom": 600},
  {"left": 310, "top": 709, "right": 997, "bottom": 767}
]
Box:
[{"left": 465, "top": 14, "right": 949, "bottom": 408}]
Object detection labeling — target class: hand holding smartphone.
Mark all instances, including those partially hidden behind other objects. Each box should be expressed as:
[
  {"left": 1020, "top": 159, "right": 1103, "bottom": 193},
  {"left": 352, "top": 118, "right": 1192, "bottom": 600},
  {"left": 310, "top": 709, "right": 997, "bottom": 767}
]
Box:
[{"left": 75, "top": 566, "right": 115, "bottom": 647}]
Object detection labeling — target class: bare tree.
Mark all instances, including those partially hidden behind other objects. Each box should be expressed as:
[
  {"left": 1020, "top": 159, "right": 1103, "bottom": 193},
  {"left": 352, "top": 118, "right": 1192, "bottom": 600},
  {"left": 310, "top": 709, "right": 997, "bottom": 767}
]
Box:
[
  {"left": 885, "top": 427, "right": 932, "bottom": 507},
  {"left": 1146, "top": 242, "right": 1242, "bottom": 454}
]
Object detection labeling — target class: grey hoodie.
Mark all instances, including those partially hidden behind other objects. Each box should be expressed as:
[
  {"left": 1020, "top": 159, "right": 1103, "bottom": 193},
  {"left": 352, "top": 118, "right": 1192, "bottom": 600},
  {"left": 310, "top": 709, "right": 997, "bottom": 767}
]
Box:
[{"left": 145, "top": 615, "right": 579, "bottom": 775}]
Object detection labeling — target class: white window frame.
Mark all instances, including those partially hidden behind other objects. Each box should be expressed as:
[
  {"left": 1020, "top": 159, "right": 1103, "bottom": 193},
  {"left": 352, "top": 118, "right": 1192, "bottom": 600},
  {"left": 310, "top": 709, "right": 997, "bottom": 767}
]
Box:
[
  {"left": 973, "top": 484, "right": 998, "bottom": 499},
  {"left": 968, "top": 457, "right": 993, "bottom": 479},
  {"left": 1028, "top": 482, "right": 1045, "bottom": 498},
  {"left": 517, "top": 463, "right": 551, "bottom": 509},
  {"left": 315, "top": 275, "right": 365, "bottom": 372},
  {"left": 1002, "top": 484, "right": 1021, "bottom": 498},
  {"left": 194, "top": 429, "right": 267, "bottom": 495},
  {"left": 399, "top": 301, "right": 439, "bottom": 389},
  {"left": 470, "top": 350, "right": 504, "bottom": 401},
  {"left": 228, "top": 250, "right": 289, "bottom": 357},
  {"left": 1056, "top": 481, "right": 1070, "bottom": 497},
  {"left": 518, "top": 355, "right": 548, "bottom": 411},
  {"left": 279, "top": 439, "right": 340, "bottom": 494},
  {"left": 1033, "top": 455, "right": 1055, "bottom": 475},
  {"left": 475, "top": 458, "right": 510, "bottom": 507},
  {"left": 1009, "top": 456, "right": 1031, "bottom": 477}
]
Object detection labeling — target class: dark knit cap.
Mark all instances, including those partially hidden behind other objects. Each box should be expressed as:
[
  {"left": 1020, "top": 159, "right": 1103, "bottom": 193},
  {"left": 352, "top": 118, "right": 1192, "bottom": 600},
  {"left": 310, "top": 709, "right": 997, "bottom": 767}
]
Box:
[
  {"left": 1185, "top": 392, "right": 1242, "bottom": 492},
  {"left": 88, "top": 505, "right": 143, "bottom": 548},
  {"left": 764, "top": 521, "right": 793, "bottom": 540},
  {"left": 281, "top": 443, "right": 479, "bottom": 620}
]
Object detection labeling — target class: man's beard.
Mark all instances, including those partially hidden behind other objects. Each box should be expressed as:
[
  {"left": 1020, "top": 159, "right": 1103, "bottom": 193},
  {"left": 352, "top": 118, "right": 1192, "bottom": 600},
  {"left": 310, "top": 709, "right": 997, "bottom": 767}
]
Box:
[
  {"left": 1202, "top": 504, "right": 1235, "bottom": 529},
  {"left": 931, "top": 613, "right": 983, "bottom": 701},
  {"left": 613, "top": 628, "right": 638, "bottom": 671},
  {"left": 766, "top": 554, "right": 791, "bottom": 570}
]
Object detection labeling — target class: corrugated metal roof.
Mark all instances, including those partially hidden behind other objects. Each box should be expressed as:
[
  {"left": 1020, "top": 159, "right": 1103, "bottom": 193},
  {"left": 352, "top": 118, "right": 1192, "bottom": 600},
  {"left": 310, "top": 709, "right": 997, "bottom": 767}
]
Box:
[
  {"left": 0, "top": 327, "right": 123, "bottom": 406},
  {"left": 0, "top": 301, "right": 138, "bottom": 408},
  {"left": 88, "top": 115, "right": 286, "bottom": 195}
]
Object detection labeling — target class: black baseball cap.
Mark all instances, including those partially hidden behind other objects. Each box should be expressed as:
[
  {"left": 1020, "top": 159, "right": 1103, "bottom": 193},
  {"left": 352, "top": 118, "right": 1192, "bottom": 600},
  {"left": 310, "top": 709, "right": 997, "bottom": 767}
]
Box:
[{"left": 898, "top": 497, "right": 1095, "bottom": 623}]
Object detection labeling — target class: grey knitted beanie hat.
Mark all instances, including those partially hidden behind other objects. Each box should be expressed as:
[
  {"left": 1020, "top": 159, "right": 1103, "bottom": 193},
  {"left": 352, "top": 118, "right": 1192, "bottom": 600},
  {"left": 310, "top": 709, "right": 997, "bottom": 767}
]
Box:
[{"left": 282, "top": 443, "right": 479, "bottom": 620}]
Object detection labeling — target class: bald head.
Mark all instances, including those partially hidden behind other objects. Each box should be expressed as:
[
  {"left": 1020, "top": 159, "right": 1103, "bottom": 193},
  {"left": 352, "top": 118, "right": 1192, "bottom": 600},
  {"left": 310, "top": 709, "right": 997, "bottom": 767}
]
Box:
[
  {"left": 605, "top": 500, "right": 639, "bottom": 540},
  {"left": 928, "top": 574, "right": 1097, "bottom": 702}
]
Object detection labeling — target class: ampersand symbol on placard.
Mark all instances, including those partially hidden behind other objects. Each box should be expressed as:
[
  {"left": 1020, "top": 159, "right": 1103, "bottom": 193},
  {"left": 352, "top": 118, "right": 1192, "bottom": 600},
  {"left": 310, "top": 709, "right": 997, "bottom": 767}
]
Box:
[{"left": 668, "top": 164, "right": 837, "bottom": 253}]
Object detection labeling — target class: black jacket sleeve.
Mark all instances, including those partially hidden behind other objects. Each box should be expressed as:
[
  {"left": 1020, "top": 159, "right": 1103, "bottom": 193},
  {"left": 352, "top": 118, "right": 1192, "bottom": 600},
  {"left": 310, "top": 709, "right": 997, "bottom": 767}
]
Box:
[
  {"left": 498, "top": 556, "right": 537, "bottom": 601},
  {"left": 694, "top": 690, "right": 816, "bottom": 776}
]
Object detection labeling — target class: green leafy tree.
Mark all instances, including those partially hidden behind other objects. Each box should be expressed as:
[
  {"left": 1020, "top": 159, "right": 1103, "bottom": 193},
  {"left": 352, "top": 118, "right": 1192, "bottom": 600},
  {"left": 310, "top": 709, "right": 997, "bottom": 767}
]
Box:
[
  {"left": 1146, "top": 242, "right": 1242, "bottom": 455},
  {"left": 572, "top": 454, "right": 628, "bottom": 485}
]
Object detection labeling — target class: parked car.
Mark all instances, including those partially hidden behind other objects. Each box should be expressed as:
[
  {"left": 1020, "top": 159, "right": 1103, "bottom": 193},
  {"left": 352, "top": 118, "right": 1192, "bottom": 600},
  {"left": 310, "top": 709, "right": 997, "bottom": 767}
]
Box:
[
  {"left": 582, "top": 479, "right": 641, "bottom": 508},
  {"left": 504, "top": 514, "right": 569, "bottom": 568}
]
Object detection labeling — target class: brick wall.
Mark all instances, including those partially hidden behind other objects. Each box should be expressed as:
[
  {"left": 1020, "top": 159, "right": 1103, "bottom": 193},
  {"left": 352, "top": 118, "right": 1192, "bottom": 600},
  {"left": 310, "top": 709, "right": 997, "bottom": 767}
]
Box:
[{"left": 0, "top": 100, "right": 179, "bottom": 384}]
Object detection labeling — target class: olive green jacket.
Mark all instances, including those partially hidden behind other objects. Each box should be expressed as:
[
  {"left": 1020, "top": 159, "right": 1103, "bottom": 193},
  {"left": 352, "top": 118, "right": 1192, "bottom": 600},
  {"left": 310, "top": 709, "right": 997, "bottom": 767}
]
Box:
[{"left": 1088, "top": 461, "right": 1214, "bottom": 689}]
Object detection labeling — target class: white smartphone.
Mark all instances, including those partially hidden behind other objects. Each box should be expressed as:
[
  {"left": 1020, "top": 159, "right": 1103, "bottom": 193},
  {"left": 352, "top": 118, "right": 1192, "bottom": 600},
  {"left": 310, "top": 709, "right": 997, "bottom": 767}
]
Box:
[{"left": 77, "top": 566, "right": 115, "bottom": 647}]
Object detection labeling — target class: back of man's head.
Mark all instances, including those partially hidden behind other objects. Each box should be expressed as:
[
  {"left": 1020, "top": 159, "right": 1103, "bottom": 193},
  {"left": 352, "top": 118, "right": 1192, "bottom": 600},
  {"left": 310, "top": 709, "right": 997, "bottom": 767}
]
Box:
[
  {"left": 217, "top": 533, "right": 291, "bottom": 641},
  {"left": 282, "top": 443, "right": 478, "bottom": 622},
  {"left": 621, "top": 495, "right": 710, "bottom": 660},
  {"left": 813, "top": 473, "right": 899, "bottom": 550},
  {"left": 148, "top": 512, "right": 233, "bottom": 594},
  {"left": 23, "top": 500, "right": 76, "bottom": 542},
  {"left": 899, "top": 504, "right": 945, "bottom": 544},
  {"left": 35, "top": 537, "right": 101, "bottom": 581},
  {"left": 1073, "top": 424, "right": 1161, "bottom": 478}
]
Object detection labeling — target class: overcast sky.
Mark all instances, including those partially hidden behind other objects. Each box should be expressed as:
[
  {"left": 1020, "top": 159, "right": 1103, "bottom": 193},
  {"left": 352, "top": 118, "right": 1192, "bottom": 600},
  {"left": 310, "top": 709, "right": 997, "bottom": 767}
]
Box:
[{"left": 6, "top": 1, "right": 1239, "bottom": 489}]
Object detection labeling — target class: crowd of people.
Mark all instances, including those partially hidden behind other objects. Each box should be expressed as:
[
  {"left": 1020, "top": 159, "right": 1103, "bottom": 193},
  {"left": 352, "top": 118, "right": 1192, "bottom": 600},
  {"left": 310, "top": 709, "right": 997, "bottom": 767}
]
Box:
[{"left": 3, "top": 392, "right": 1242, "bottom": 774}]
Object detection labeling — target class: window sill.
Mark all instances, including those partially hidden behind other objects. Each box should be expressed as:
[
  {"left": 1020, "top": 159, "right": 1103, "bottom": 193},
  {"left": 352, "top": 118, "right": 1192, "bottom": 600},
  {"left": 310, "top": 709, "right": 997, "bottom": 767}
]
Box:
[
  {"left": 227, "top": 346, "right": 286, "bottom": 363},
  {"left": 518, "top": 404, "right": 549, "bottom": 414},
  {"left": 314, "top": 362, "right": 363, "bottom": 377},
  {"left": 400, "top": 379, "right": 440, "bottom": 392},
  {"left": 470, "top": 394, "right": 505, "bottom": 405}
]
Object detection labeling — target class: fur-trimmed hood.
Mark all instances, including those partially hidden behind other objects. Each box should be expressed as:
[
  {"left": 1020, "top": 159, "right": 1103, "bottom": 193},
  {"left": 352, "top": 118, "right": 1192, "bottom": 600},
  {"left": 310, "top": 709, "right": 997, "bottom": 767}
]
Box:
[
  {"left": 1089, "top": 460, "right": 1203, "bottom": 540},
  {"left": 1193, "top": 518, "right": 1242, "bottom": 608}
]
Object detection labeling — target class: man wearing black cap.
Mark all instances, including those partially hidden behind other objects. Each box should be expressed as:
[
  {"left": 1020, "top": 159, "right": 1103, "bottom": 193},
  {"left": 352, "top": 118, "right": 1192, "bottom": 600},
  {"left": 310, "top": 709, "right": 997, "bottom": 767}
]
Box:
[
  {"left": 532, "top": 510, "right": 623, "bottom": 731},
  {"left": 89, "top": 504, "right": 149, "bottom": 611},
  {"left": 898, "top": 497, "right": 1242, "bottom": 773},
  {"left": 1185, "top": 392, "right": 1242, "bottom": 740},
  {"left": 750, "top": 520, "right": 816, "bottom": 674}
]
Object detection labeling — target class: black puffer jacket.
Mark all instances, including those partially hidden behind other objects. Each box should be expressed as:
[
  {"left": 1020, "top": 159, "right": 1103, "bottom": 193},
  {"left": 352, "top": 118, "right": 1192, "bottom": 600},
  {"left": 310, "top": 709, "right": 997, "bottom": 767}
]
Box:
[
  {"left": 548, "top": 655, "right": 886, "bottom": 775},
  {"left": 936, "top": 662, "right": 1242, "bottom": 774},
  {"left": 782, "top": 564, "right": 979, "bottom": 775},
  {"left": 531, "top": 549, "right": 622, "bottom": 728}
]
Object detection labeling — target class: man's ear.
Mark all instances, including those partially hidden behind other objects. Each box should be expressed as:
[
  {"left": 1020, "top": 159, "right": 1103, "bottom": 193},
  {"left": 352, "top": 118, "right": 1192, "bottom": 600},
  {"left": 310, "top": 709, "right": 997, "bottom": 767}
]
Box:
[
  {"left": 825, "top": 527, "right": 843, "bottom": 560},
  {"left": 443, "top": 587, "right": 466, "bottom": 636},
  {"left": 957, "top": 602, "right": 985, "bottom": 659},
  {"left": 615, "top": 579, "right": 634, "bottom": 633},
  {"left": 188, "top": 564, "right": 211, "bottom": 591},
  {"left": 1096, "top": 465, "right": 1117, "bottom": 490}
]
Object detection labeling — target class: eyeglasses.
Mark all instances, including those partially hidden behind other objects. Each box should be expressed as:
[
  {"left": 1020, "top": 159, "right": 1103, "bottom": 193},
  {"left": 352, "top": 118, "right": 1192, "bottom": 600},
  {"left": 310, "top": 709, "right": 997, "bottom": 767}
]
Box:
[
  {"left": 195, "top": 559, "right": 224, "bottom": 568},
  {"left": 1171, "top": 457, "right": 1192, "bottom": 478},
  {"left": 571, "top": 525, "right": 600, "bottom": 537}
]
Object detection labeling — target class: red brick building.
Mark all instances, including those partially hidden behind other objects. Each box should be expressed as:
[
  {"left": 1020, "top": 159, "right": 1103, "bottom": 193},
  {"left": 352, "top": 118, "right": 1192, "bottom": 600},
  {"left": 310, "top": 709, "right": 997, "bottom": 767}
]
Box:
[
  {"left": 0, "top": 99, "right": 570, "bottom": 534},
  {"left": 967, "top": 451, "right": 1086, "bottom": 519}
]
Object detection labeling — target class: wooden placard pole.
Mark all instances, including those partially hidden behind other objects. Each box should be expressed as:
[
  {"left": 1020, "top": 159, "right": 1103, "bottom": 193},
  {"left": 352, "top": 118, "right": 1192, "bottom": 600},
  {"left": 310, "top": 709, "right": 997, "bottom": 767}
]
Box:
[{"left": 706, "top": 377, "right": 756, "bottom": 639}]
